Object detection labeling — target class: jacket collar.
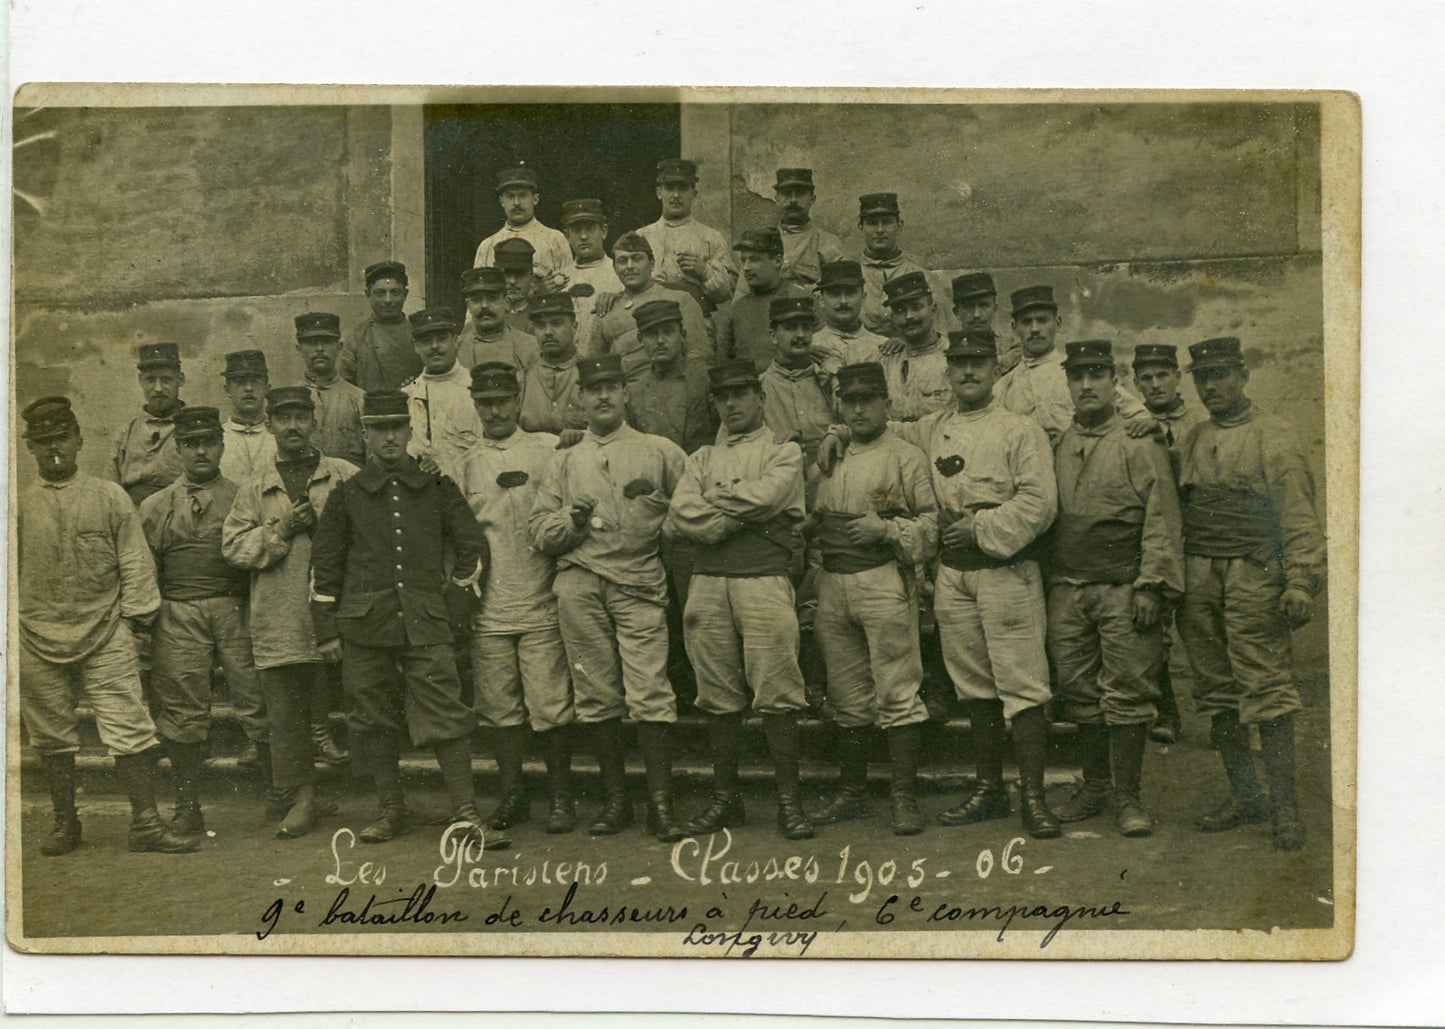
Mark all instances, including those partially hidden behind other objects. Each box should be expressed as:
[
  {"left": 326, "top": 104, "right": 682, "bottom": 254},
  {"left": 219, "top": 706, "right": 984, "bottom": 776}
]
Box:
[
  {"left": 1070, "top": 409, "right": 1121, "bottom": 438},
  {"left": 721, "top": 423, "right": 770, "bottom": 447},
  {"left": 767, "top": 359, "right": 823, "bottom": 382},
  {"left": 1211, "top": 399, "right": 1255, "bottom": 428},
  {"left": 356, "top": 457, "right": 432, "bottom": 493}
]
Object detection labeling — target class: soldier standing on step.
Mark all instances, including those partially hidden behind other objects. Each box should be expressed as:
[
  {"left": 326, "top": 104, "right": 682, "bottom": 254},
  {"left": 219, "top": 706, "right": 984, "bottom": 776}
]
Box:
[
  {"left": 111, "top": 343, "right": 187, "bottom": 506},
  {"left": 19, "top": 396, "right": 199, "bottom": 856}
]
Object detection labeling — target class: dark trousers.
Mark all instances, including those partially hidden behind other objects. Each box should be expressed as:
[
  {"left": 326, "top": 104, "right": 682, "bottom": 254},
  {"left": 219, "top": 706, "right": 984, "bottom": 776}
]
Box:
[
  {"left": 342, "top": 640, "right": 476, "bottom": 747},
  {"left": 259, "top": 663, "right": 319, "bottom": 790}
]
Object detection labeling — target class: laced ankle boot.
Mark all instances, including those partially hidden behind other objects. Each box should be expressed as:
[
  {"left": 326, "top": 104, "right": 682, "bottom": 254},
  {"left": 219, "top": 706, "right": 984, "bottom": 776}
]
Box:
[
  {"left": 1109, "top": 723, "right": 1153, "bottom": 837},
  {"left": 115, "top": 750, "right": 200, "bottom": 853},
  {"left": 938, "top": 700, "right": 1011, "bottom": 826},
  {"left": 1012, "top": 704, "right": 1061, "bottom": 839},
  {"left": 637, "top": 722, "right": 685, "bottom": 842},
  {"left": 538, "top": 726, "right": 576, "bottom": 834},
  {"left": 486, "top": 725, "right": 531, "bottom": 829},
  {"left": 811, "top": 725, "right": 873, "bottom": 824},
  {"left": 886, "top": 723, "right": 924, "bottom": 836},
  {"left": 1259, "top": 714, "right": 1305, "bottom": 851},
  {"left": 1055, "top": 723, "right": 1111, "bottom": 823},
  {"left": 764, "top": 713, "right": 814, "bottom": 840},
  {"left": 686, "top": 712, "right": 746, "bottom": 834},
  {"left": 1197, "top": 710, "right": 1268, "bottom": 831},
  {"left": 587, "top": 720, "right": 633, "bottom": 836},
  {"left": 39, "top": 752, "right": 81, "bottom": 857}
]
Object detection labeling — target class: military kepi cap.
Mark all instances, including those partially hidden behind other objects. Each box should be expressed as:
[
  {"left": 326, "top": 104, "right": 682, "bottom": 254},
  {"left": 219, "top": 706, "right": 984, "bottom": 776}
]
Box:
[
  {"left": 770, "top": 295, "right": 815, "bottom": 325},
  {"left": 1188, "top": 337, "right": 1245, "bottom": 372},
  {"left": 361, "top": 390, "right": 410, "bottom": 423},
  {"left": 858, "top": 192, "right": 900, "bottom": 218},
  {"left": 775, "top": 168, "right": 814, "bottom": 189},
  {"left": 576, "top": 354, "right": 627, "bottom": 388},
  {"left": 295, "top": 312, "right": 341, "bottom": 340},
  {"left": 944, "top": 328, "right": 997, "bottom": 359},
  {"left": 469, "top": 361, "right": 521, "bottom": 400},
  {"left": 835, "top": 362, "right": 889, "bottom": 399},
  {"left": 223, "top": 349, "right": 268, "bottom": 379},
  {"left": 461, "top": 266, "right": 507, "bottom": 295},
  {"left": 495, "top": 164, "right": 539, "bottom": 193},
  {"left": 883, "top": 270, "right": 932, "bottom": 308},
  {"left": 492, "top": 238, "right": 536, "bottom": 271},
  {"left": 364, "top": 260, "right": 408, "bottom": 287},
  {"left": 266, "top": 386, "right": 314, "bottom": 414},
  {"left": 1062, "top": 339, "right": 1115, "bottom": 370},
  {"left": 528, "top": 291, "right": 575, "bottom": 320},
  {"left": 22, "top": 396, "right": 79, "bottom": 440},
  {"left": 137, "top": 342, "right": 182, "bottom": 371},
  {"left": 173, "top": 405, "right": 224, "bottom": 440},
  {"left": 708, "top": 359, "right": 762, "bottom": 393},
  {"left": 1011, "top": 284, "right": 1057, "bottom": 316},
  {"left": 818, "top": 260, "right": 865, "bottom": 289},
  {"left": 410, "top": 307, "right": 457, "bottom": 338},
  {"left": 952, "top": 272, "right": 997, "bottom": 305},
  {"left": 561, "top": 198, "right": 607, "bottom": 226},
  {"left": 656, "top": 158, "right": 699, "bottom": 184},
  {"left": 1132, "top": 343, "right": 1180, "bottom": 369},
  {"left": 632, "top": 299, "right": 685, "bottom": 334},
  {"left": 733, "top": 227, "right": 784, "bottom": 256}
]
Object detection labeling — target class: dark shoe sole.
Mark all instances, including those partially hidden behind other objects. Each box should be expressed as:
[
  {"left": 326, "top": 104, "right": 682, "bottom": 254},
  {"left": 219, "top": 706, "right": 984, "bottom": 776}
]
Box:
[{"left": 937, "top": 802, "right": 1011, "bottom": 827}]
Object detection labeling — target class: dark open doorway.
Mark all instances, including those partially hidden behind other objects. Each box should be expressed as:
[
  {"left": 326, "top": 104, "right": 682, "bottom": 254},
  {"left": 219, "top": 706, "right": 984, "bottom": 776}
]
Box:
[{"left": 423, "top": 102, "right": 682, "bottom": 313}]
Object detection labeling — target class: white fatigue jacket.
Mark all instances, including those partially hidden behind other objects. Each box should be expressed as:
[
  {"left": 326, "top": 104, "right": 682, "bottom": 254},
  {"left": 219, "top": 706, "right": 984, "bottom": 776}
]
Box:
[
  {"left": 778, "top": 221, "right": 844, "bottom": 291},
  {"left": 455, "top": 428, "right": 562, "bottom": 634},
  {"left": 811, "top": 428, "right": 937, "bottom": 570},
  {"left": 220, "top": 419, "right": 278, "bottom": 487},
  {"left": 474, "top": 218, "right": 574, "bottom": 282},
  {"left": 637, "top": 215, "right": 736, "bottom": 307},
  {"left": 528, "top": 423, "right": 687, "bottom": 604},
  {"left": 880, "top": 333, "right": 953, "bottom": 422},
  {"left": 994, "top": 346, "right": 1152, "bottom": 446},
  {"left": 569, "top": 258, "right": 624, "bottom": 346},
  {"left": 665, "top": 424, "right": 807, "bottom": 547},
  {"left": 889, "top": 400, "right": 1058, "bottom": 562},
  {"left": 518, "top": 357, "right": 586, "bottom": 435},
  {"left": 759, "top": 361, "right": 836, "bottom": 467},
  {"left": 402, "top": 362, "right": 483, "bottom": 481},
  {"left": 455, "top": 324, "right": 539, "bottom": 372},
  {"left": 811, "top": 323, "right": 886, "bottom": 380}
]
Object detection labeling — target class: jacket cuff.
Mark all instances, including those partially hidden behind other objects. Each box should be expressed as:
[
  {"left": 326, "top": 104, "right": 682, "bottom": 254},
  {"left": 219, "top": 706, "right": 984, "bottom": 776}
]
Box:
[{"left": 310, "top": 599, "right": 339, "bottom": 644}]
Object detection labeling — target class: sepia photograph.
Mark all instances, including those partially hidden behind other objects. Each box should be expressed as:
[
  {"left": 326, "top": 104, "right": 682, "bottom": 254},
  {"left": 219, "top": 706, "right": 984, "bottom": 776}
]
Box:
[{"left": 6, "top": 84, "right": 1357, "bottom": 961}]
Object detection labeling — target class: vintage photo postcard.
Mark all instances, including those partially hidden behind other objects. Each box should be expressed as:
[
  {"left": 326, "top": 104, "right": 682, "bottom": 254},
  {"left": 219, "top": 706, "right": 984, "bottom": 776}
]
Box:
[{"left": 6, "top": 84, "right": 1358, "bottom": 961}]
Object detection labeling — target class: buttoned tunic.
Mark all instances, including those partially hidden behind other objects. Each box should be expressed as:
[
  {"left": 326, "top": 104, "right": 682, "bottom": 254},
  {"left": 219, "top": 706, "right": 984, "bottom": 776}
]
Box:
[
  {"left": 1048, "top": 413, "right": 1184, "bottom": 725},
  {"left": 880, "top": 333, "right": 953, "bottom": 421},
  {"left": 340, "top": 316, "right": 421, "bottom": 393},
  {"left": 587, "top": 281, "right": 710, "bottom": 379},
  {"left": 220, "top": 419, "right": 278, "bottom": 486},
  {"left": 637, "top": 215, "right": 737, "bottom": 308},
  {"left": 858, "top": 250, "right": 929, "bottom": 337},
  {"left": 402, "top": 362, "right": 484, "bottom": 481},
  {"left": 306, "top": 374, "right": 367, "bottom": 466},
  {"left": 1176, "top": 403, "right": 1326, "bottom": 724},
  {"left": 626, "top": 361, "right": 718, "bottom": 454},
  {"left": 221, "top": 454, "right": 357, "bottom": 669},
  {"left": 455, "top": 324, "right": 539, "bottom": 373},
  {"left": 474, "top": 218, "right": 573, "bottom": 282},
  {"left": 994, "top": 346, "right": 1152, "bottom": 446},
  {"left": 519, "top": 356, "right": 587, "bottom": 435},
  {"left": 811, "top": 429, "right": 935, "bottom": 729},
  {"left": 112, "top": 407, "right": 186, "bottom": 505},
  {"left": 811, "top": 323, "right": 886, "bottom": 380},
  {"left": 569, "top": 257, "right": 624, "bottom": 346}
]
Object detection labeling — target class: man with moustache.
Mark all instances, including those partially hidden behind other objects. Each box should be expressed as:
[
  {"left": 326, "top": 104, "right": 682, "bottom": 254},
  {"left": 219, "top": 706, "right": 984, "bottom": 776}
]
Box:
[
  {"left": 856, "top": 193, "right": 932, "bottom": 338},
  {"left": 807, "top": 362, "right": 936, "bottom": 836},
  {"left": 456, "top": 266, "right": 541, "bottom": 372},
  {"left": 878, "top": 271, "right": 955, "bottom": 421},
  {"left": 222, "top": 387, "right": 357, "bottom": 838},
  {"left": 340, "top": 261, "right": 422, "bottom": 393},
  {"left": 474, "top": 164, "right": 572, "bottom": 290},
  {"left": 952, "top": 272, "right": 1022, "bottom": 376},
  {"left": 494, "top": 237, "right": 541, "bottom": 334},
  {"left": 1047, "top": 341, "right": 1184, "bottom": 838},
  {"left": 561, "top": 198, "right": 623, "bottom": 346},
  {"left": 994, "top": 285, "right": 1154, "bottom": 446},
  {"left": 770, "top": 168, "right": 844, "bottom": 292},
  {"left": 810, "top": 260, "right": 886, "bottom": 381},
  {"left": 717, "top": 228, "right": 806, "bottom": 373},
  {"left": 637, "top": 158, "right": 736, "bottom": 313},
  {"left": 402, "top": 307, "right": 483, "bottom": 480},
  {"left": 588, "top": 232, "right": 709, "bottom": 380},
  {"left": 626, "top": 299, "right": 717, "bottom": 455},
  {"left": 1132, "top": 342, "right": 1208, "bottom": 744},
  {"left": 518, "top": 291, "right": 587, "bottom": 435},
  {"left": 456, "top": 363, "right": 577, "bottom": 834},
  {"left": 218, "top": 350, "right": 278, "bottom": 486},
  {"left": 665, "top": 360, "right": 814, "bottom": 841},
  {"left": 529, "top": 355, "right": 688, "bottom": 841},
  {"left": 297, "top": 313, "right": 367, "bottom": 467},
  {"left": 311, "top": 390, "right": 509, "bottom": 849},
  {"left": 20, "top": 396, "right": 199, "bottom": 856},
  {"left": 112, "top": 343, "right": 187, "bottom": 506},
  {"left": 1176, "top": 337, "right": 1325, "bottom": 852},
  {"left": 140, "top": 406, "right": 266, "bottom": 835},
  {"left": 759, "top": 295, "right": 836, "bottom": 475}
]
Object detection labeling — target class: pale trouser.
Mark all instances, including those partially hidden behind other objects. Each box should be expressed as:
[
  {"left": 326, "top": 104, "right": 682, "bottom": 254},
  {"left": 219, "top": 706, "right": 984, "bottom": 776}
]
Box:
[
  {"left": 685, "top": 574, "right": 807, "bottom": 716},
  {"left": 1047, "top": 582, "right": 1161, "bottom": 726},
  {"left": 471, "top": 626, "right": 575, "bottom": 731},
  {"left": 20, "top": 622, "right": 159, "bottom": 756},
  {"left": 553, "top": 566, "right": 676, "bottom": 724},
  {"left": 932, "top": 561, "right": 1051, "bottom": 721},
  {"left": 1179, "top": 554, "right": 1302, "bottom": 725},
  {"left": 815, "top": 564, "right": 928, "bottom": 729},
  {"left": 150, "top": 595, "right": 266, "bottom": 744}
]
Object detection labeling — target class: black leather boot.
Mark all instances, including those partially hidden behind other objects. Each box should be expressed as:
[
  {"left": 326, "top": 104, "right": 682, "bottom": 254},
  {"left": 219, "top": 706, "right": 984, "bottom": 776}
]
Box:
[
  {"left": 811, "top": 725, "right": 873, "bottom": 824},
  {"left": 1109, "top": 723, "right": 1153, "bottom": 837},
  {"left": 1149, "top": 662, "right": 1182, "bottom": 743},
  {"left": 938, "top": 700, "right": 1011, "bottom": 825},
  {"left": 1055, "top": 722, "right": 1111, "bottom": 823},
  {"left": 39, "top": 752, "right": 81, "bottom": 857},
  {"left": 539, "top": 726, "right": 576, "bottom": 834},
  {"left": 486, "top": 725, "right": 531, "bottom": 829},
  {"left": 587, "top": 720, "right": 633, "bottom": 836},
  {"left": 1198, "top": 710, "right": 1268, "bottom": 831},
  {"left": 311, "top": 720, "right": 349, "bottom": 766},
  {"left": 687, "top": 712, "right": 746, "bottom": 834},
  {"left": 1012, "top": 704, "right": 1061, "bottom": 839},
  {"left": 1259, "top": 714, "right": 1305, "bottom": 851},
  {"left": 886, "top": 723, "right": 924, "bottom": 836},
  {"left": 162, "top": 738, "right": 207, "bottom": 835},
  {"left": 115, "top": 750, "right": 201, "bottom": 853},
  {"left": 764, "top": 713, "right": 814, "bottom": 840},
  {"left": 637, "top": 722, "right": 685, "bottom": 842},
  {"left": 358, "top": 731, "right": 411, "bottom": 843}
]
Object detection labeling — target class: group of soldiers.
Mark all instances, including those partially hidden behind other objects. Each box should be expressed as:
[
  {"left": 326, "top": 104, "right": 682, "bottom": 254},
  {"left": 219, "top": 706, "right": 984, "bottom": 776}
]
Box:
[{"left": 18, "top": 157, "right": 1326, "bottom": 861}]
